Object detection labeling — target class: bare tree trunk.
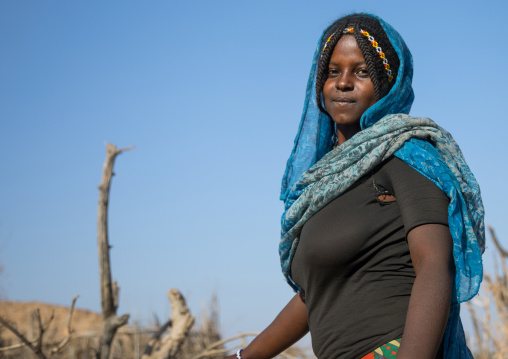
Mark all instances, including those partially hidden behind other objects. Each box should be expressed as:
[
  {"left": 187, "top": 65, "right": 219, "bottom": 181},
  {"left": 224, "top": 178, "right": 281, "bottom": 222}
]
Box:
[
  {"left": 142, "top": 289, "right": 195, "bottom": 359},
  {"left": 97, "top": 143, "right": 133, "bottom": 359}
]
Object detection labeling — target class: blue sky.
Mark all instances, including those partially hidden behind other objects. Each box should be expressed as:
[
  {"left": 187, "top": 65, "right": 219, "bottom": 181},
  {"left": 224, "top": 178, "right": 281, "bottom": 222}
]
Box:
[{"left": 1, "top": 0, "right": 507, "bottom": 345}]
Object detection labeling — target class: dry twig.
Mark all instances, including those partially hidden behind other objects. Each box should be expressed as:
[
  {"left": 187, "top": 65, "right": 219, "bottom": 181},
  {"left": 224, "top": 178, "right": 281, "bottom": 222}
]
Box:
[
  {"left": 489, "top": 226, "right": 508, "bottom": 258},
  {"left": 189, "top": 332, "right": 258, "bottom": 359},
  {"left": 51, "top": 294, "right": 79, "bottom": 354}
]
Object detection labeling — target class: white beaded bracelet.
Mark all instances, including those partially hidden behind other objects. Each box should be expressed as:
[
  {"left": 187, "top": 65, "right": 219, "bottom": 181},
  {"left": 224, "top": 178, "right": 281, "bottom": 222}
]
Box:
[{"left": 236, "top": 348, "right": 244, "bottom": 359}]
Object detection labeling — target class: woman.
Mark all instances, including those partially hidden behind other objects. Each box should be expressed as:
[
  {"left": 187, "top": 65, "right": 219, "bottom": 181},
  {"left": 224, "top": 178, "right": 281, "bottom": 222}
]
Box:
[{"left": 228, "top": 13, "right": 484, "bottom": 359}]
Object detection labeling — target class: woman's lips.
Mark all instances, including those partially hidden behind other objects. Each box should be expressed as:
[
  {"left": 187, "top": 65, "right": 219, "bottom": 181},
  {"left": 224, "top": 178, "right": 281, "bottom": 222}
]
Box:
[{"left": 332, "top": 97, "right": 355, "bottom": 105}]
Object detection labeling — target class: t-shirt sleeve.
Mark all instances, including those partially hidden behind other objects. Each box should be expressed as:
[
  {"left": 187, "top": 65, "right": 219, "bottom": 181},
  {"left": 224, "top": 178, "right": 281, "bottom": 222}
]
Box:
[{"left": 385, "top": 157, "right": 450, "bottom": 238}]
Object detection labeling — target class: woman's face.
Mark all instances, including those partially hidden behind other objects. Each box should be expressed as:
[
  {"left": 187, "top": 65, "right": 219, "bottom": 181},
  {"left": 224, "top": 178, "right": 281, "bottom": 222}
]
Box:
[{"left": 323, "top": 35, "right": 377, "bottom": 131}]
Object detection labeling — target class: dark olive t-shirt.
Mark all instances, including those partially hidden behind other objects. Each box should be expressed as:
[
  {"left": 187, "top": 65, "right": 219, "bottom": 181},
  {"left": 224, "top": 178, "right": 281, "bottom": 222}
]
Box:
[{"left": 291, "top": 156, "right": 449, "bottom": 359}]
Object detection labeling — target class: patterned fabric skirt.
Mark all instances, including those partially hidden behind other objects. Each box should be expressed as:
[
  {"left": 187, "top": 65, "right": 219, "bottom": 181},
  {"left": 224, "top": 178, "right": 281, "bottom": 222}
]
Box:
[{"left": 360, "top": 338, "right": 401, "bottom": 358}]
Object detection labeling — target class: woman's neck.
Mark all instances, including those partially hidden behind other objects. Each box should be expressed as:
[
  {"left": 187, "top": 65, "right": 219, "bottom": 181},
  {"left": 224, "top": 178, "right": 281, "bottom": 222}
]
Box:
[{"left": 336, "top": 124, "right": 361, "bottom": 146}]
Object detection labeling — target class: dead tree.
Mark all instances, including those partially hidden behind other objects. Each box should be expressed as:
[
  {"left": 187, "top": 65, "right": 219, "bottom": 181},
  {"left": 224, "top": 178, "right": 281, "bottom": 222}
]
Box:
[
  {"left": 97, "top": 143, "right": 133, "bottom": 359},
  {"left": 142, "top": 289, "right": 195, "bottom": 359}
]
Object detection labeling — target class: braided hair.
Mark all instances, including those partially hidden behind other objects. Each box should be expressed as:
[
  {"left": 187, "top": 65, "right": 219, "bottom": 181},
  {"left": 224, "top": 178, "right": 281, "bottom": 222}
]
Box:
[{"left": 315, "top": 14, "right": 400, "bottom": 114}]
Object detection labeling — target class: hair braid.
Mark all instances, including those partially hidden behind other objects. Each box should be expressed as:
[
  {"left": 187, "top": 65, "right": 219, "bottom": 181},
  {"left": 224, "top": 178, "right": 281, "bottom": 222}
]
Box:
[
  {"left": 315, "top": 18, "right": 351, "bottom": 114},
  {"left": 315, "top": 31, "right": 339, "bottom": 113},
  {"left": 354, "top": 25, "right": 383, "bottom": 100}
]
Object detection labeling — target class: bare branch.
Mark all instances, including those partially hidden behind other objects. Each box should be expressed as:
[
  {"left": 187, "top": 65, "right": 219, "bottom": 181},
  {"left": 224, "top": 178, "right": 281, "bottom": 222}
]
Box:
[
  {"left": 0, "top": 310, "right": 48, "bottom": 359},
  {"left": 38, "top": 310, "right": 54, "bottom": 333},
  {"left": 189, "top": 332, "right": 259, "bottom": 359},
  {"left": 0, "top": 342, "right": 33, "bottom": 351},
  {"left": 34, "top": 309, "right": 45, "bottom": 353},
  {"left": 150, "top": 319, "right": 172, "bottom": 343},
  {"left": 112, "top": 280, "right": 120, "bottom": 312},
  {"left": 68, "top": 295, "right": 79, "bottom": 333},
  {"left": 202, "top": 332, "right": 259, "bottom": 351},
  {"left": 466, "top": 302, "right": 485, "bottom": 358},
  {"left": 112, "top": 144, "right": 135, "bottom": 156},
  {"left": 51, "top": 294, "right": 79, "bottom": 354},
  {"left": 489, "top": 226, "right": 508, "bottom": 258},
  {"left": 0, "top": 315, "right": 38, "bottom": 352}
]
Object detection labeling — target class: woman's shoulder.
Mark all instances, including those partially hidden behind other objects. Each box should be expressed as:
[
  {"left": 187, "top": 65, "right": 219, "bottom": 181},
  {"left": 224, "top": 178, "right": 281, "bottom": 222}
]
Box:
[
  {"left": 377, "top": 155, "right": 432, "bottom": 183},
  {"left": 378, "top": 155, "right": 417, "bottom": 175},
  {"left": 375, "top": 155, "right": 448, "bottom": 199}
]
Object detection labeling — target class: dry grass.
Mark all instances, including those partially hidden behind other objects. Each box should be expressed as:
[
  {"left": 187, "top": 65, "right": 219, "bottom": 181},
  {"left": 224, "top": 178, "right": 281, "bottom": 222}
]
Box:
[{"left": 466, "top": 226, "right": 508, "bottom": 359}]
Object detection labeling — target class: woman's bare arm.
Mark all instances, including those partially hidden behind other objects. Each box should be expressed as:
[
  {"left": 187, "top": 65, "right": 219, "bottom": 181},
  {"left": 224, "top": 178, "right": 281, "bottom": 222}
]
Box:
[
  {"left": 225, "top": 293, "right": 309, "bottom": 359},
  {"left": 396, "top": 223, "right": 455, "bottom": 359}
]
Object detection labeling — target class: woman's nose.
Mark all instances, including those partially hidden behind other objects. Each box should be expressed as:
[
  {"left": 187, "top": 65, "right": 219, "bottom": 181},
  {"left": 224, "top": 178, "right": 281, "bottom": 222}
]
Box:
[{"left": 336, "top": 72, "right": 354, "bottom": 91}]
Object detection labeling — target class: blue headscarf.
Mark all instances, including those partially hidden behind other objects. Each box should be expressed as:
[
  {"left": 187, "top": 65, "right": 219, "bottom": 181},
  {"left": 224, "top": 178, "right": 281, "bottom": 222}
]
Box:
[{"left": 280, "top": 13, "right": 484, "bottom": 358}]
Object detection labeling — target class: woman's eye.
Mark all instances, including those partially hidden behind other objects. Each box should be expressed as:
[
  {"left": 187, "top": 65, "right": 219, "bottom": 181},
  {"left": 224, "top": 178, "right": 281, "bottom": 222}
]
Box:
[
  {"left": 356, "top": 69, "right": 369, "bottom": 77},
  {"left": 328, "top": 69, "right": 339, "bottom": 77}
]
